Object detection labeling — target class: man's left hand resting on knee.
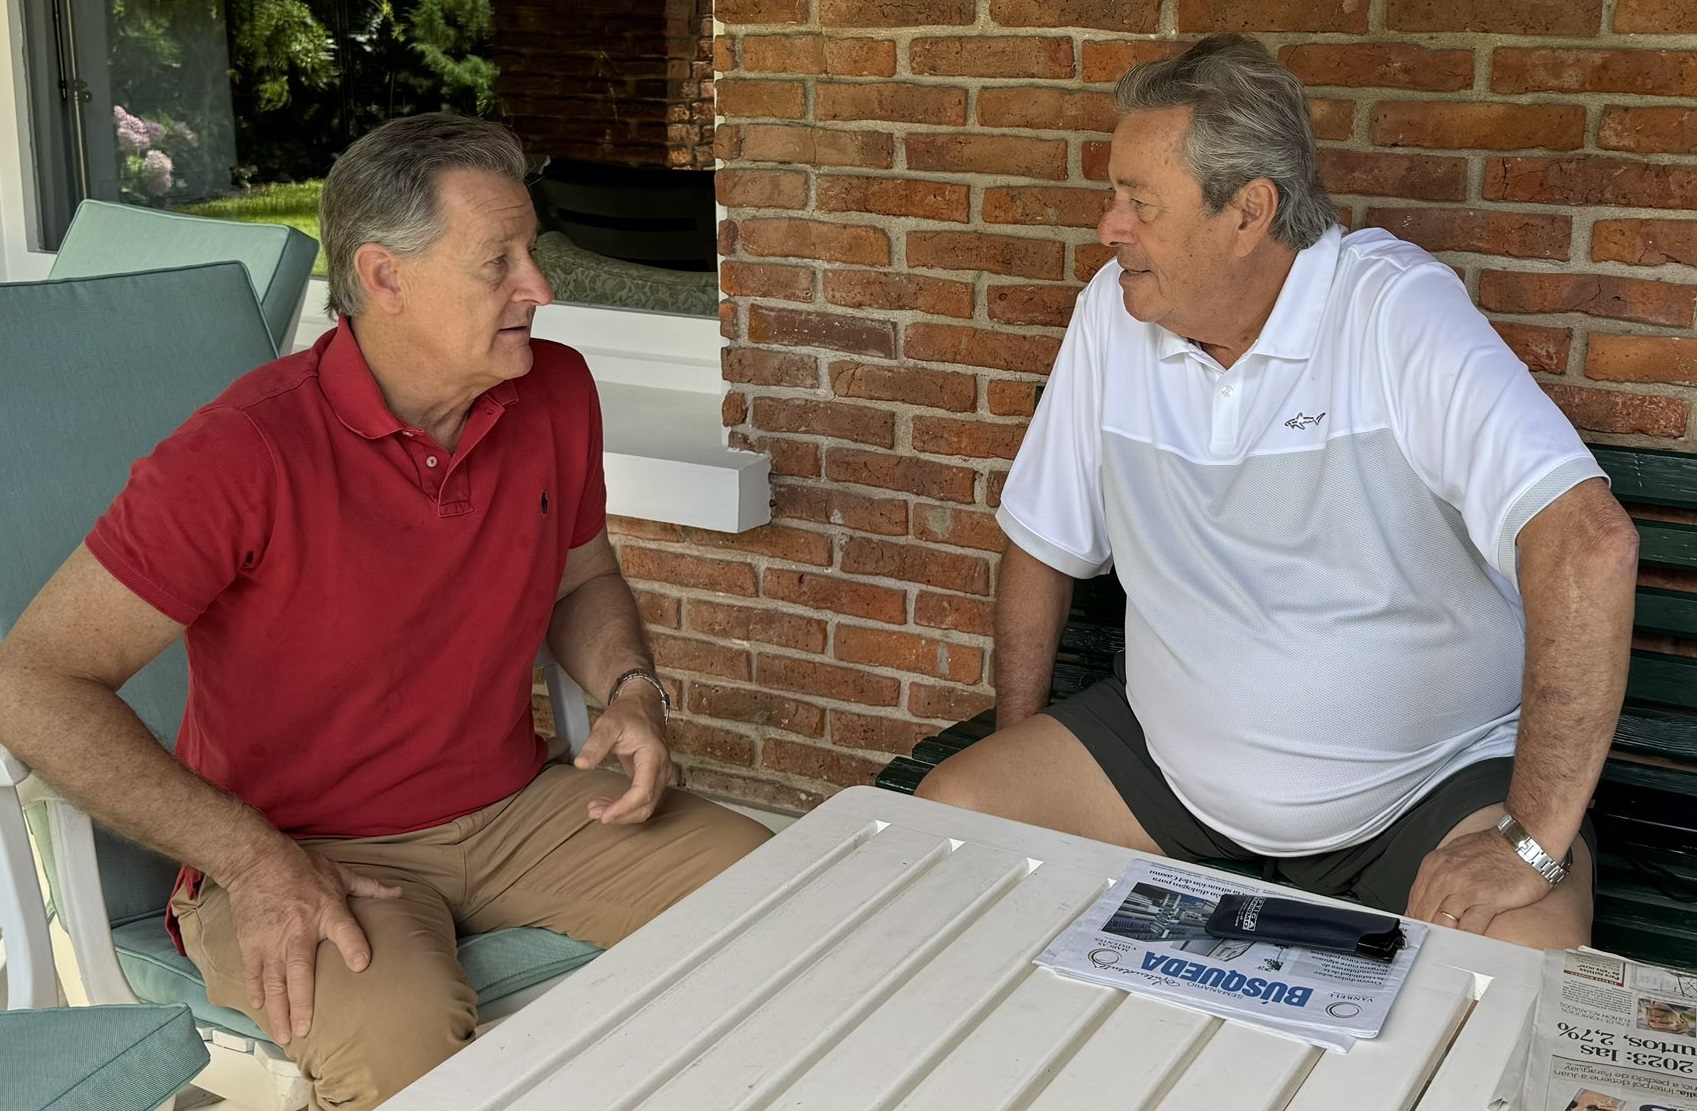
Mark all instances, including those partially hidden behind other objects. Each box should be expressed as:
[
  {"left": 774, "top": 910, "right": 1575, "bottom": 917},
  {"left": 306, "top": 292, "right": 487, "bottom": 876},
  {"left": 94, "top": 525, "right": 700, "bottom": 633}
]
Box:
[{"left": 0, "top": 113, "right": 769, "bottom": 1110}]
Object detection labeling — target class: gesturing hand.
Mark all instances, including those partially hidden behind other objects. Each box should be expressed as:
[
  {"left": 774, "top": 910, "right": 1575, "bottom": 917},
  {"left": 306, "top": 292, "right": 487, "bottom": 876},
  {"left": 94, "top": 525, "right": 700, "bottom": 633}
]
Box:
[
  {"left": 221, "top": 847, "right": 401, "bottom": 1045},
  {"left": 1404, "top": 828, "right": 1553, "bottom": 935},
  {"left": 574, "top": 688, "right": 672, "bottom": 825}
]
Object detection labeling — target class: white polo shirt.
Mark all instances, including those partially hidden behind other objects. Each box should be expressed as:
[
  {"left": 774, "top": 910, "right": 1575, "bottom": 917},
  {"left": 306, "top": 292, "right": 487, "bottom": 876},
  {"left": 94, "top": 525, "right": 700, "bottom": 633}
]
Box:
[{"left": 997, "top": 226, "right": 1604, "bottom": 856}]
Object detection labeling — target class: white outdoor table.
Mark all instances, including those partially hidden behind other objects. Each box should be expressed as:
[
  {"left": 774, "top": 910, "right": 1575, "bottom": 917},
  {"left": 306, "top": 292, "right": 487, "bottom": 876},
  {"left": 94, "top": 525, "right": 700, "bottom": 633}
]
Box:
[{"left": 387, "top": 786, "right": 1544, "bottom": 1111}]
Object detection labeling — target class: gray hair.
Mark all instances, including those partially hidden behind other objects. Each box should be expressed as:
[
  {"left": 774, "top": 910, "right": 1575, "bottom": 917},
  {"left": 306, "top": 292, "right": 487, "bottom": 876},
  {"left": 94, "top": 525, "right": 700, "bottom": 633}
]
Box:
[
  {"left": 1115, "top": 35, "right": 1337, "bottom": 251},
  {"left": 320, "top": 113, "right": 528, "bottom": 316}
]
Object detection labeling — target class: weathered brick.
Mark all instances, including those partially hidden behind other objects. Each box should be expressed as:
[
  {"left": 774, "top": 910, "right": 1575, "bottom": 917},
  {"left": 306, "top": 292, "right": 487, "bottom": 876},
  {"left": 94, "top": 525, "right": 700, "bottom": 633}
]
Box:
[
  {"left": 827, "top": 709, "right": 933, "bottom": 756},
  {"left": 715, "top": 35, "right": 736, "bottom": 73},
  {"left": 982, "top": 185, "right": 1104, "bottom": 228},
  {"left": 977, "top": 88, "right": 1118, "bottom": 133},
  {"left": 753, "top": 397, "right": 897, "bottom": 448},
  {"left": 1309, "top": 99, "right": 1355, "bottom": 142},
  {"left": 987, "top": 379, "right": 1040, "bottom": 416},
  {"left": 608, "top": 516, "right": 685, "bottom": 542},
  {"left": 1363, "top": 207, "right": 1570, "bottom": 259},
  {"left": 823, "top": 271, "right": 975, "bottom": 318},
  {"left": 987, "top": 283, "right": 1080, "bottom": 327},
  {"left": 1080, "top": 40, "right": 1186, "bottom": 84},
  {"left": 830, "top": 360, "right": 977, "bottom": 411},
  {"left": 909, "top": 682, "right": 995, "bottom": 722},
  {"left": 1320, "top": 150, "right": 1467, "bottom": 200},
  {"left": 723, "top": 391, "right": 748, "bottom": 426},
  {"left": 1075, "top": 242, "right": 1116, "bottom": 281},
  {"left": 1593, "top": 220, "right": 1697, "bottom": 268},
  {"left": 842, "top": 536, "right": 992, "bottom": 593},
  {"left": 913, "top": 590, "right": 994, "bottom": 635},
  {"left": 760, "top": 737, "right": 886, "bottom": 787},
  {"left": 748, "top": 305, "right": 898, "bottom": 358},
  {"left": 1478, "top": 271, "right": 1696, "bottom": 327},
  {"left": 619, "top": 547, "right": 758, "bottom": 596},
  {"left": 716, "top": 78, "right": 806, "bottom": 119},
  {"left": 906, "top": 134, "right": 1069, "bottom": 181},
  {"left": 1616, "top": 0, "right": 1697, "bottom": 32},
  {"left": 633, "top": 588, "right": 683, "bottom": 629},
  {"left": 1484, "top": 158, "right": 1697, "bottom": 211},
  {"left": 911, "top": 504, "right": 1008, "bottom": 552},
  {"left": 687, "top": 600, "right": 826, "bottom": 654},
  {"left": 720, "top": 300, "right": 738, "bottom": 339},
  {"left": 988, "top": 468, "right": 1010, "bottom": 508},
  {"left": 905, "top": 323, "right": 1063, "bottom": 374},
  {"left": 1278, "top": 43, "right": 1473, "bottom": 91},
  {"left": 912, "top": 36, "right": 1076, "bottom": 79},
  {"left": 1599, "top": 107, "right": 1697, "bottom": 156},
  {"left": 678, "top": 766, "right": 827, "bottom": 815},
  {"left": 716, "top": 168, "right": 809, "bottom": 209},
  {"left": 667, "top": 719, "right": 756, "bottom": 767},
  {"left": 652, "top": 632, "right": 753, "bottom": 681},
  {"left": 908, "top": 231, "right": 1066, "bottom": 279},
  {"left": 738, "top": 218, "right": 891, "bottom": 265},
  {"left": 1491, "top": 321, "right": 1571, "bottom": 374},
  {"left": 826, "top": 447, "right": 978, "bottom": 503},
  {"left": 1542, "top": 384, "right": 1687, "bottom": 438},
  {"left": 823, "top": 39, "right": 899, "bottom": 76},
  {"left": 735, "top": 434, "right": 822, "bottom": 477},
  {"left": 718, "top": 218, "right": 739, "bottom": 258},
  {"left": 758, "top": 656, "right": 902, "bottom": 707},
  {"left": 837, "top": 625, "right": 984, "bottom": 684},
  {"left": 682, "top": 523, "right": 836, "bottom": 567},
  {"left": 720, "top": 261, "right": 815, "bottom": 301},
  {"left": 763, "top": 568, "right": 909, "bottom": 624},
  {"left": 739, "top": 34, "right": 898, "bottom": 76},
  {"left": 817, "top": 175, "right": 970, "bottom": 222},
  {"left": 688, "top": 682, "right": 827, "bottom": 736},
  {"left": 772, "top": 484, "right": 910, "bottom": 536},
  {"left": 1586, "top": 335, "right": 1697, "bottom": 385},
  {"left": 1388, "top": 0, "right": 1600, "bottom": 34},
  {"left": 734, "top": 123, "right": 895, "bottom": 169},
  {"left": 1371, "top": 102, "right": 1583, "bottom": 151},
  {"left": 817, "top": 82, "right": 968, "bottom": 126},
  {"left": 1493, "top": 49, "right": 1697, "bottom": 96},
  {"left": 1081, "top": 141, "right": 1111, "bottom": 181},
  {"left": 724, "top": 347, "right": 820, "bottom": 388},
  {"left": 910, "top": 415, "right": 1028, "bottom": 460},
  {"left": 819, "top": 0, "right": 973, "bottom": 25},
  {"left": 1178, "top": 0, "right": 1368, "bottom": 32},
  {"left": 991, "top": 0, "right": 1157, "bottom": 31},
  {"left": 717, "top": 0, "right": 807, "bottom": 24}
]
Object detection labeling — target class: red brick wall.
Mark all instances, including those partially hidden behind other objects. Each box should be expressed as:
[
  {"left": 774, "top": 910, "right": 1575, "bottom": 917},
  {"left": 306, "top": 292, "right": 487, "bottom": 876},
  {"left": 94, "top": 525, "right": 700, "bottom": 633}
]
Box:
[{"left": 601, "top": 0, "right": 1697, "bottom": 814}]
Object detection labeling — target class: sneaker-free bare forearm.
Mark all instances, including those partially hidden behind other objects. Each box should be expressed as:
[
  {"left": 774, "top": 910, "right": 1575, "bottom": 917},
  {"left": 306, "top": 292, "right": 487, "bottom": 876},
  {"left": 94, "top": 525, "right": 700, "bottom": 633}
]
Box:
[
  {"left": 993, "top": 544, "right": 1076, "bottom": 728},
  {"left": 547, "top": 529, "right": 658, "bottom": 710},
  {"left": 0, "top": 547, "right": 294, "bottom": 885},
  {"left": 1507, "top": 478, "right": 1639, "bottom": 857}
]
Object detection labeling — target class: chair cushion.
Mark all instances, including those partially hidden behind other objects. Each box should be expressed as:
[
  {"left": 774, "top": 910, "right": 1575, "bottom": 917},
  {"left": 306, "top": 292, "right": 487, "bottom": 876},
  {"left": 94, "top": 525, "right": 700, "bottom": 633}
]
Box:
[
  {"left": 0, "top": 1002, "right": 209, "bottom": 1111},
  {"left": 535, "top": 231, "right": 718, "bottom": 318},
  {"left": 113, "top": 917, "right": 602, "bottom": 1042}
]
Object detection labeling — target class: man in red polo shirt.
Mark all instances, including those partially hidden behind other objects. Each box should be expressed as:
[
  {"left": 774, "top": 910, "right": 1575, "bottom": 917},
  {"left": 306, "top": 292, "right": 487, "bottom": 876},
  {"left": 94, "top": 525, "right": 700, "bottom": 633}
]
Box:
[{"left": 0, "top": 114, "right": 769, "bottom": 1109}]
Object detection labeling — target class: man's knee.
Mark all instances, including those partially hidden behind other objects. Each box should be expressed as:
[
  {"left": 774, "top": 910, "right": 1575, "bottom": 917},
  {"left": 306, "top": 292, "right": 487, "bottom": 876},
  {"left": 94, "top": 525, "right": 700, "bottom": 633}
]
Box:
[{"left": 914, "top": 752, "right": 991, "bottom": 811}]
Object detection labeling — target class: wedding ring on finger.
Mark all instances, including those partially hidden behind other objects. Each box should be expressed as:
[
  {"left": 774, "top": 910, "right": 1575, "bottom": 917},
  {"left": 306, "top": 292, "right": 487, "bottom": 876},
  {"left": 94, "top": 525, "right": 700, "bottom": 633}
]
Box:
[{"left": 1437, "top": 910, "right": 1461, "bottom": 924}]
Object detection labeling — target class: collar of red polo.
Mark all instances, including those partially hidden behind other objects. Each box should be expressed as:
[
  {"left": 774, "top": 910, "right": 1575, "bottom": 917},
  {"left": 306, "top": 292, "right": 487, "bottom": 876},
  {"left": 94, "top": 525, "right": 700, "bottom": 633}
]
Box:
[{"left": 318, "top": 315, "right": 522, "bottom": 441}]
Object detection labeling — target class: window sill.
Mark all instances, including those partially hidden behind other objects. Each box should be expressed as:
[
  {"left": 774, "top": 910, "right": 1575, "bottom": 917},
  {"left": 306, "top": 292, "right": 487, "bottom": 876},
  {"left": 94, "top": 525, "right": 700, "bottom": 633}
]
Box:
[{"left": 296, "top": 285, "right": 769, "bottom": 534}]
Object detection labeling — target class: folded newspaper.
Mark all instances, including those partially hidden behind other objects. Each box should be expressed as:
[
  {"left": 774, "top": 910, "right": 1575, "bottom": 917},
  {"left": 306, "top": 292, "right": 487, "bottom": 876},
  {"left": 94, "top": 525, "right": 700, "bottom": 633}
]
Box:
[
  {"left": 1516, "top": 948, "right": 1697, "bottom": 1111},
  {"left": 1036, "top": 858, "right": 1426, "bottom": 1051}
]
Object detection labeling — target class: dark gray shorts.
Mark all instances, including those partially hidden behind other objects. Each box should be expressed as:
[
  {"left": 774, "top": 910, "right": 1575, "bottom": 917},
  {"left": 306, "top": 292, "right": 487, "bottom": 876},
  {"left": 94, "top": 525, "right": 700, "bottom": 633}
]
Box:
[{"left": 1043, "top": 653, "right": 1597, "bottom": 912}]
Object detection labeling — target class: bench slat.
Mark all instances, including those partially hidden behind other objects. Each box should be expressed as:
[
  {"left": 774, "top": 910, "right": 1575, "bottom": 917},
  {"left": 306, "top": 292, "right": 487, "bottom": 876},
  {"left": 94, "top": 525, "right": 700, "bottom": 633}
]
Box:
[
  {"left": 1595, "top": 445, "right": 1697, "bottom": 510},
  {"left": 1635, "top": 585, "right": 1697, "bottom": 638},
  {"left": 1636, "top": 519, "right": 1697, "bottom": 570},
  {"left": 1625, "top": 649, "right": 1697, "bottom": 711}
]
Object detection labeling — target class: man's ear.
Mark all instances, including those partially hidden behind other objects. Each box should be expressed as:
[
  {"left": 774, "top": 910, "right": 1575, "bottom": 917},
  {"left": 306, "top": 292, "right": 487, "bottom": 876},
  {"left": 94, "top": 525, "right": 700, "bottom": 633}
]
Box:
[
  {"left": 1232, "top": 178, "right": 1279, "bottom": 256},
  {"left": 353, "top": 243, "right": 405, "bottom": 313}
]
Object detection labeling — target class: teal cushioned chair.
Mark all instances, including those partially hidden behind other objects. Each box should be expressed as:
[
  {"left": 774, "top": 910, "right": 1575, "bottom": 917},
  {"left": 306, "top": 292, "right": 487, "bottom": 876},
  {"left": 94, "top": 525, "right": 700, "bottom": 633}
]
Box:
[
  {"left": 0, "top": 1003, "right": 209, "bottom": 1111},
  {"left": 0, "top": 265, "right": 600, "bottom": 1111},
  {"left": 48, "top": 199, "right": 320, "bottom": 353}
]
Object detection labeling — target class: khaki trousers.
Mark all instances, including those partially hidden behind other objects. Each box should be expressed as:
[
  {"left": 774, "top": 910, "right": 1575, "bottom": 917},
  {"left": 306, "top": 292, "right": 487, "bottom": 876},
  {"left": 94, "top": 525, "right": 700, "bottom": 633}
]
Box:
[{"left": 172, "top": 763, "right": 771, "bottom": 1110}]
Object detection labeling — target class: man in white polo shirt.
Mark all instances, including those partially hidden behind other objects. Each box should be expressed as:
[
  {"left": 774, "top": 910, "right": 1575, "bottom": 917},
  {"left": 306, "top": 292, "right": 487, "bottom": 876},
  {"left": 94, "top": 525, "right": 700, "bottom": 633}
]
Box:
[{"left": 917, "top": 34, "right": 1639, "bottom": 949}]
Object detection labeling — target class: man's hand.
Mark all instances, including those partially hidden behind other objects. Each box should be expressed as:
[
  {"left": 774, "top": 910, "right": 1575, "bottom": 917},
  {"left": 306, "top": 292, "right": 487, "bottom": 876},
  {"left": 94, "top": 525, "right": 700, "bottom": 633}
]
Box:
[
  {"left": 1405, "top": 828, "right": 1555, "bottom": 935},
  {"left": 221, "top": 846, "right": 400, "bottom": 1045},
  {"left": 573, "top": 687, "right": 671, "bottom": 824}
]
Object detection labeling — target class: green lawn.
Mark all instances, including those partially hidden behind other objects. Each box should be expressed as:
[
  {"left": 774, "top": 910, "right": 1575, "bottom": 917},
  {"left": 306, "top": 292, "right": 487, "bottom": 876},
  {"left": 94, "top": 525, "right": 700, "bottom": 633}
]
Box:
[{"left": 174, "top": 181, "right": 326, "bottom": 276}]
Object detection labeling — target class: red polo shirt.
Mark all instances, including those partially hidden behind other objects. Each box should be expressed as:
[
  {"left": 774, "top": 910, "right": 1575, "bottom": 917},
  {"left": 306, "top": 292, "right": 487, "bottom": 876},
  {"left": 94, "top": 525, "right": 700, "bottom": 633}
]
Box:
[{"left": 87, "top": 318, "right": 605, "bottom": 840}]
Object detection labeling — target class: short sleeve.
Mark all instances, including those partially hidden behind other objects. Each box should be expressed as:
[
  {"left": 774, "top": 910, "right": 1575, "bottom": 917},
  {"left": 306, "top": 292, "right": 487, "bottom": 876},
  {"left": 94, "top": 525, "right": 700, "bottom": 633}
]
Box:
[
  {"left": 996, "top": 272, "right": 1114, "bottom": 578},
  {"left": 565, "top": 359, "right": 607, "bottom": 549},
  {"left": 1375, "top": 264, "right": 1605, "bottom": 583},
  {"left": 85, "top": 405, "right": 276, "bottom": 625}
]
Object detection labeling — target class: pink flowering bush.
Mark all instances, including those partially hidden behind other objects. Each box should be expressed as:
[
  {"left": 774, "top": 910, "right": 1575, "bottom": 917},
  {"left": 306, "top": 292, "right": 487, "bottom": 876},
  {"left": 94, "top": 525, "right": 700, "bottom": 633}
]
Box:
[{"left": 113, "top": 105, "right": 198, "bottom": 203}]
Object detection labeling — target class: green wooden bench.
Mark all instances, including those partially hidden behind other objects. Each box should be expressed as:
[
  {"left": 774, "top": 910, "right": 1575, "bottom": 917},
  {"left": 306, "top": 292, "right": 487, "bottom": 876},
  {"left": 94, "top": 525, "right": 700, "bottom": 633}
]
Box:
[{"left": 878, "top": 445, "right": 1697, "bottom": 971}]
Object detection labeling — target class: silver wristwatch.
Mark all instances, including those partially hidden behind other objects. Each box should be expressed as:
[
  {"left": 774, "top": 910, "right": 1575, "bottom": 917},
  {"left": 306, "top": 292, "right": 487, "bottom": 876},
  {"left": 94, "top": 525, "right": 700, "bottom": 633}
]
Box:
[{"left": 1496, "top": 813, "right": 1572, "bottom": 885}]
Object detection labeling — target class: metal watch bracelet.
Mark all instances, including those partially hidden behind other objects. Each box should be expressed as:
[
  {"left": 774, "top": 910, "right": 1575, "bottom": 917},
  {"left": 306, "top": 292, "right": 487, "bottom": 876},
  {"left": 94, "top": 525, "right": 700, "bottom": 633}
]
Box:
[
  {"left": 607, "top": 668, "right": 670, "bottom": 722},
  {"left": 1495, "top": 813, "right": 1572, "bottom": 885}
]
